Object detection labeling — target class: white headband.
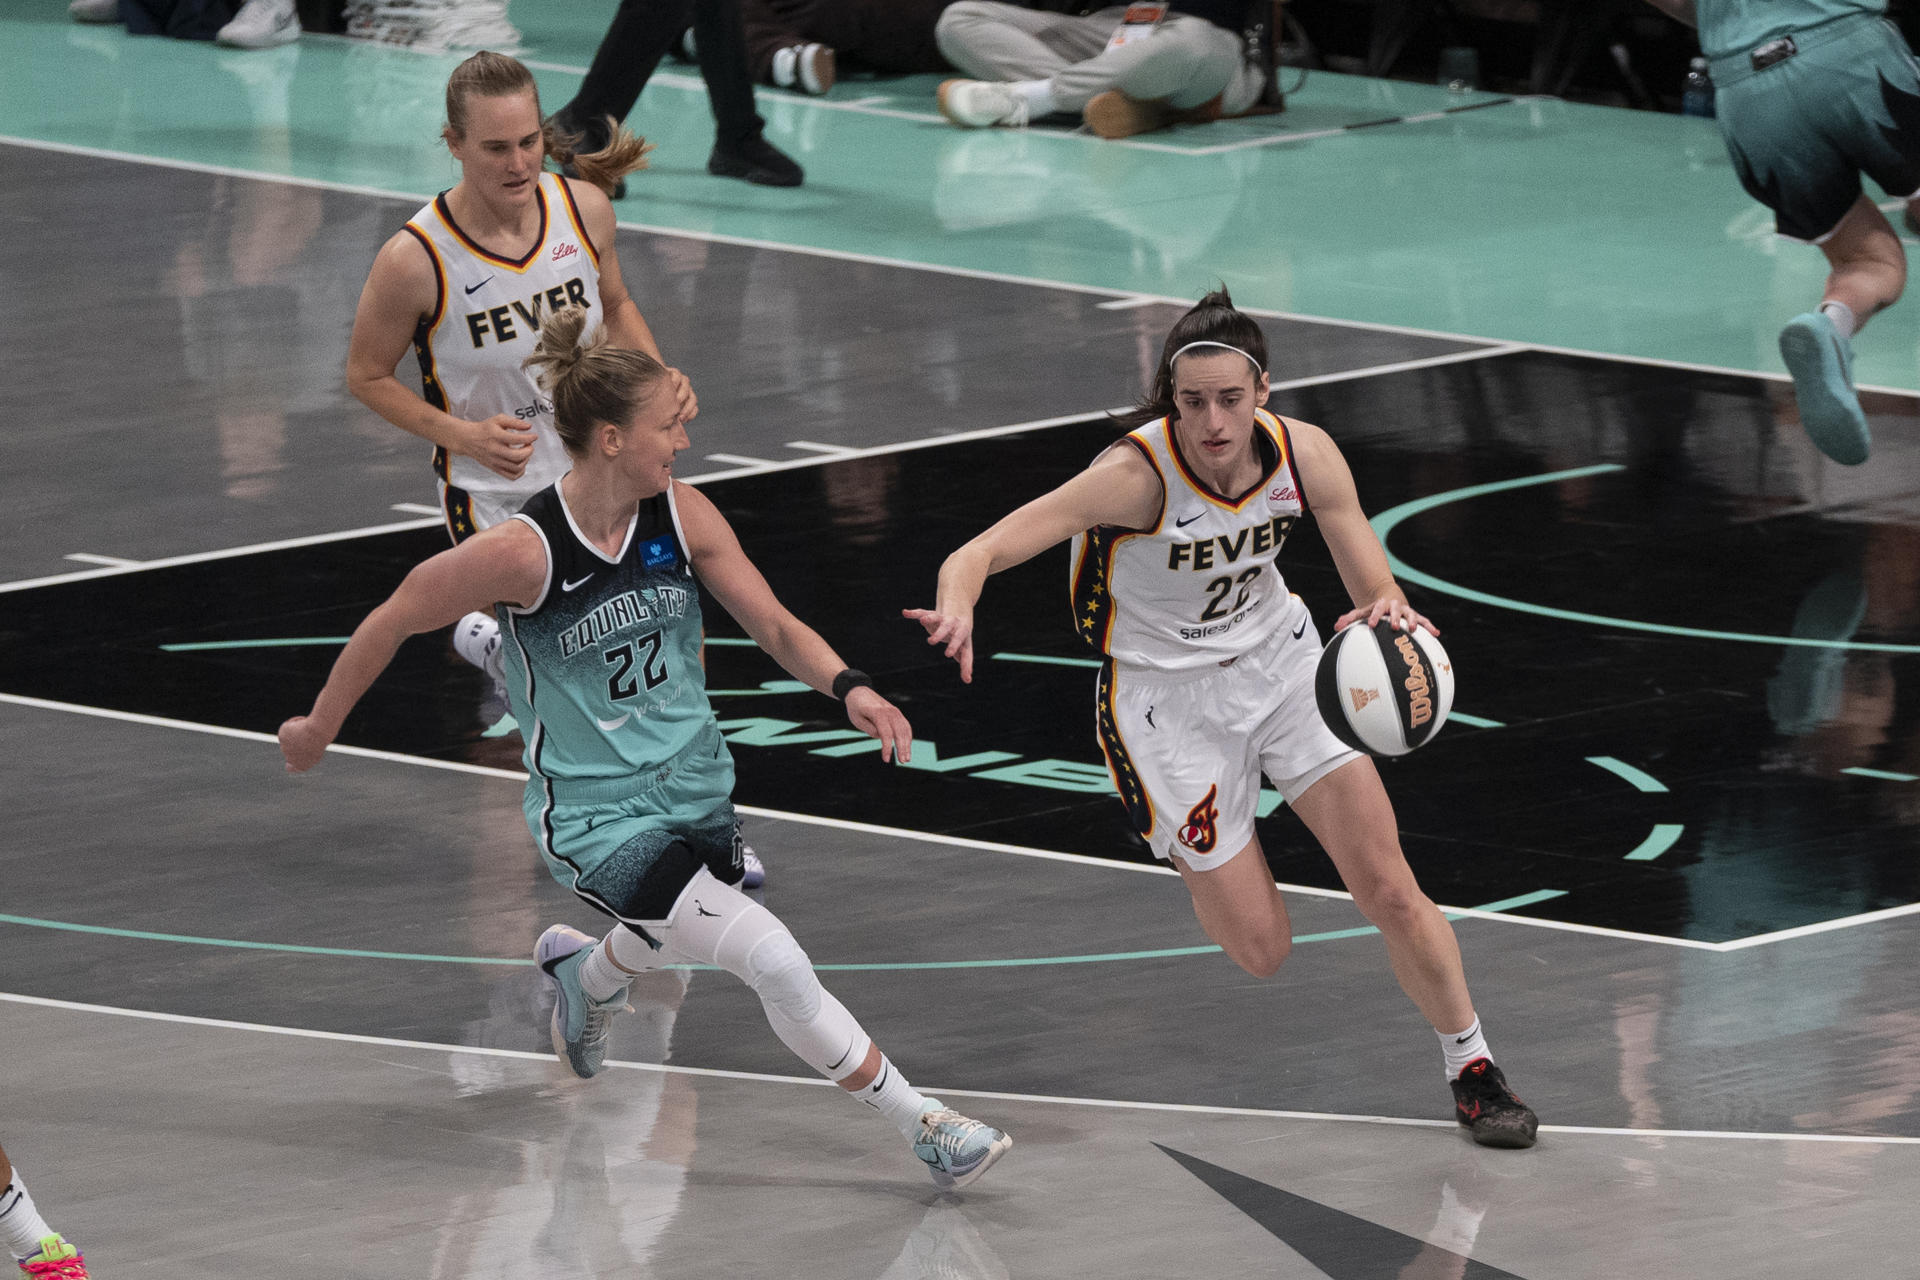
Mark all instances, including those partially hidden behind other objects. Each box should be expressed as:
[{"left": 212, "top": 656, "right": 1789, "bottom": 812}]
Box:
[{"left": 1169, "top": 340, "right": 1263, "bottom": 373}]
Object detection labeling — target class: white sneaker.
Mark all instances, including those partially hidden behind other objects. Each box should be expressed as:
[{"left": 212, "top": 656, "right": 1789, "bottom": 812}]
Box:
[
  {"left": 69, "top": 0, "right": 119, "bottom": 22},
  {"left": 912, "top": 1100, "right": 1012, "bottom": 1189},
  {"left": 937, "top": 79, "right": 1029, "bottom": 129},
  {"left": 217, "top": 0, "right": 300, "bottom": 48},
  {"left": 772, "top": 43, "right": 836, "bottom": 95}
]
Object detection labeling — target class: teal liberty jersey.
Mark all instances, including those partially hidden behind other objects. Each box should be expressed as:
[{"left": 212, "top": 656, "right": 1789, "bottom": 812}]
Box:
[
  {"left": 1696, "top": 0, "right": 1882, "bottom": 59},
  {"left": 500, "top": 483, "right": 719, "bottom": 783}
]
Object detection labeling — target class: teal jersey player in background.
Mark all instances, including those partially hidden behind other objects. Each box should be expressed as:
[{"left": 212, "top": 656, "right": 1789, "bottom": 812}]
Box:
[
  {"left": 1645, "top": 0, "right": 1920, "bottom": 466},
  {"left": 279, "top": 305, "right": 1012, "bottom": 1192}
]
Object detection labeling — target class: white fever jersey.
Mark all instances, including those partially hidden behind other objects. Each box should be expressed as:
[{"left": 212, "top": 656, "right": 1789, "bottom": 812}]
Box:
[
  {"left": 1070, "top": 409, "right": 1309, "bottom": 670},
  {"left": 402, "top": 172, "right": 603, "bottom": 537}
]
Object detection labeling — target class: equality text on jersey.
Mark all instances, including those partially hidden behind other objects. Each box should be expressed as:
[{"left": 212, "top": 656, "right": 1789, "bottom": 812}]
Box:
[
  {"left": 557, "top": 585, "right": 691, "bottom": 658},
  {"left": 1166, "top": 514, "right": 1296, "bottom": 571},
  {"left": 465, "top": 278, "right": 592, "bottom": 348}
]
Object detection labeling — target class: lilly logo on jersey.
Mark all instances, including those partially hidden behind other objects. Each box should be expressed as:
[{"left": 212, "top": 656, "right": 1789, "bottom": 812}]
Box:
[
  {"left": 553, "top": 242, "right": 578, "bottom": 263},
  {"left": 1268, "top": 484, "right": 1297, "bottom": 503},
  {"left": 641, "top": 537, "right": 679, "bottom": 570}
]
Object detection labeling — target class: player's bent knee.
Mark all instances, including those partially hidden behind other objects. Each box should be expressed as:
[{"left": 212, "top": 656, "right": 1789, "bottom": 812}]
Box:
[
  {"left": 1228, "top": 934, "right": 1291, "bottom": 978},
  {"left": 744, "top": 928, "right": 822, "bottom": 1025}
]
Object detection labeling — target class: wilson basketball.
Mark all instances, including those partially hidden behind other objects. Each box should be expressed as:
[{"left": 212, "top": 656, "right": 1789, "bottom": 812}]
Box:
[{"left": 1314, "top": 620, "right": 1454, "bottom": 757}]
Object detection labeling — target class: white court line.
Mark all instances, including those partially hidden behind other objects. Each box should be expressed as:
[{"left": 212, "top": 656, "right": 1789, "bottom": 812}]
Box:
[
  {"left": 0, "top": 691, "right": 1842, "bottom": 953},
  {"left": 784, "top": 441, "right": 860, "bottom": 455},
  {"left": 12, "top": 132, "right": 1920, "bottom": 399},
  {"left": 0, "top": 515, "right": 443, "bottom": 595},
  {"left": 703, "top": 452, "right": 779, "bottom": 467},
  {"left": 63, "top": 553, "right": 141, "bottom": 568},
  {"left": 389, "top": 502, "right": 441, "bottom": 515},
  {"left": 4, "top": 991, "right": 1913, "bottom": 1144}
]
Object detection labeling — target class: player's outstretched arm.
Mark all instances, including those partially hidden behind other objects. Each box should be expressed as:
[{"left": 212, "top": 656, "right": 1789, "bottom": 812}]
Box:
[
  {"left": 905, "top": 444, "right": 1163, "bottom": 682},
  {"left": 673, "top": 483, "right": 912, "bottom": 762},
  {"left": 278, "top": 525, "right": 546, "bottom": 772},
  {"left": 1287, "top": 418, "right": 1437, "bottom": 637}
]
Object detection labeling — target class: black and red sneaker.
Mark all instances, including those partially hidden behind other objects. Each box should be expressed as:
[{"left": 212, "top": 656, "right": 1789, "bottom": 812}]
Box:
[{"left": 1450, "top": 1058, "right": 1538, "bottom": 1149}]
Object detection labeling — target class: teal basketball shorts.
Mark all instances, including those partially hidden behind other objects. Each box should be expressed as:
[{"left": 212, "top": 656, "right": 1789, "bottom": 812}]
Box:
[
  {"left": 523, "top": 725, "right": 746, "bottom": 932},
  {"left": 1714, "top": 15, "right": 1920, "bottom": 242}
]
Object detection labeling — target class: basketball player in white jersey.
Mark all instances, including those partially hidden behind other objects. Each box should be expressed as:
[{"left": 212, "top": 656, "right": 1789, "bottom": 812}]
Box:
[{"left": 907, "top": 289, "right": 1539, "bottom": 1148}]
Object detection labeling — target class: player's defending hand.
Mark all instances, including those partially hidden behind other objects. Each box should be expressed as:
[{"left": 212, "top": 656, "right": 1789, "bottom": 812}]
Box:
[
  {"left": 464, "top": 414, "right": 537, "bottom": 481},
  {"left": 844, "top": 687, "right": 913, "bottom": 763},
  {"left": 278, "top": 715, "right": 335, "bottom": 773},
  {"left": 665, "top": 367, "right": 699, "bottom": 424},
  {"left": 901, "top": 608, "right": 974, "bottom": 684},
  {"left": 1335, "top": 596, "right": 1438, "bottom": 637}
]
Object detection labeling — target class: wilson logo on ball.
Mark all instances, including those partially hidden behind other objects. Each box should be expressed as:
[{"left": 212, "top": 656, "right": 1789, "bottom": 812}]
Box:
[{"left": 1314, "top": 620, "right": 1455, "bottom": 757}]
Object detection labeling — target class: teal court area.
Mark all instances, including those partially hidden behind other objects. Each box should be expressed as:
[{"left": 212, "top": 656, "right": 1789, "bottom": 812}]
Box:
[{"left": 9, "top": 0, "right": 1920, "bottom": 387}]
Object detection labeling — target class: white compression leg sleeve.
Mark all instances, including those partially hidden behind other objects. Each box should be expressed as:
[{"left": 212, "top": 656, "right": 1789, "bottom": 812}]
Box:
[{"left": 653, "top": 868, "right": 872, "bottom": 1082}]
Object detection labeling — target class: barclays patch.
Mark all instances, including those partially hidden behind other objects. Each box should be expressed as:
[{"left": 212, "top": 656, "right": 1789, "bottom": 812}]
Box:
[{"left": 641, "top": 537, "right": 679, "bottom": 569}]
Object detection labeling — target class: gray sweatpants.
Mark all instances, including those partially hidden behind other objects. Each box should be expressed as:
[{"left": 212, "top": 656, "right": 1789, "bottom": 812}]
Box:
[{"left": 934, "top": 2, "right": 1264, "bottom": 115}]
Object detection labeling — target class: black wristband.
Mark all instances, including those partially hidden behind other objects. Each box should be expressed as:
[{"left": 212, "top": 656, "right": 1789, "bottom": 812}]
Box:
[{"left": 831, "top": 668, "right": 873, "bottom": 701}]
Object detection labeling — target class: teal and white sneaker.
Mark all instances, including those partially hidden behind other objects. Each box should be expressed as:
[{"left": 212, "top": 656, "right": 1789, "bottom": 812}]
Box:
[
  {"left": 1779, "top": 311, "right": 1871, "bottom": 465},
  {"left": 912, "top": 1100, "right": 1011, "bottom": 1190},
  {"left": 536, "top": 925, "right": 627, "bottom": 1079}
]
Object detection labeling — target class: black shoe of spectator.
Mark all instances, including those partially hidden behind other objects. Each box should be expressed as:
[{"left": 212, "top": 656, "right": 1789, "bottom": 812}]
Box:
[{"left": 708, "top": 134, "right": 803, "bottom": 187}]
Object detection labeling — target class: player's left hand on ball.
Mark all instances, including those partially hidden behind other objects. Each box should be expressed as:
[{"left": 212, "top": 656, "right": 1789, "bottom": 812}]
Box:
[
  {"left": 278, "top": 716, "right": 333, "bottom": 773},
  {"left": 1336, "top": 597, "right": 1438, "bottom": 637},
  {"left": 845, "top": 686, "right": 913, "bottom": 763}
]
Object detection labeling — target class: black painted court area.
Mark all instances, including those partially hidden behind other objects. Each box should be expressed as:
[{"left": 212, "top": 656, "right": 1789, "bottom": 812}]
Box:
[{"left": 8, "top": 351, "right": 1920, "bottom": 944}]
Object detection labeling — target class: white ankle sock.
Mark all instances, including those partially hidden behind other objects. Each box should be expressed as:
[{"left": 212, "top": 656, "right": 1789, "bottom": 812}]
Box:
[
  {"left": 856, "top": 1054, "right": 930, "bottom": 1138},
  {"left": 0, "top": 1173, "right": 56, "bottom": 1260},
  {"left": 1015, "top": 79, "right": 1057, "bottom": 117},
  {"left": 578, "top": 934, "right": 637, "bottom": 1002},
  {"left": 1439, "top": 1016, "right": 1491, "bottom": 1080},
  {"left": 1820, "top": 300, "right": 1858, "bottom": 340}
]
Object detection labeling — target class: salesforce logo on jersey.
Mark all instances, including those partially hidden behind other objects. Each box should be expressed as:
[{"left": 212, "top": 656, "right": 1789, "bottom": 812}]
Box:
[{"left": 642, "top": 537, "right": 679, "bottom": 569}]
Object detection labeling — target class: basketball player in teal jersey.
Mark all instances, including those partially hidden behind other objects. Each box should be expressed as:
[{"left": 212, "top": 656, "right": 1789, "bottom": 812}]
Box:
[
  {"left": 281, "top": 306, "right": 1011, "bottom": 1190},
  {"left": 1643, "top": 0, "right": 1920, "bottom": 465},
  {"left": 907, "top": 290, "right": 1538, "bottom": 1148},
  {"left": 347, "top": 54, "right": 766, "bottom": 886}
]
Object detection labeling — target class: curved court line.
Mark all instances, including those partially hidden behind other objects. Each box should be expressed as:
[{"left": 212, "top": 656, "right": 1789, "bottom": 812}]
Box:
[
  {"left": 7, "top": 991, "right": 1914, "bottom": 1144},
  {"left": 1373, "top": 465, "right": 1920, "bottom": 653},
  {"left": 0, "top": 692, "right": 1737, "bottom": 950},
  {"left": 1585, "top": 756, "right": 1669, "bottom": 793},
  {"left": 0, "top": 892, "right": 1561, "bottom": 971}
]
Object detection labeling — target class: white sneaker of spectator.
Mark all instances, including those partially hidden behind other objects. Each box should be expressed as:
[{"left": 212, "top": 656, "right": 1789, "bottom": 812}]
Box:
[
  {"left": 937, "top": 79, "right": 1031, "bottom": 129},
  {"left": 772, "top": 43, "right": 836, "bottom": 96},
  {"left": 217, "top": 0, "right": 300, "bottom": 48},
  {"left": 69, "top": 0, "right": 119, "bottom": 22}
]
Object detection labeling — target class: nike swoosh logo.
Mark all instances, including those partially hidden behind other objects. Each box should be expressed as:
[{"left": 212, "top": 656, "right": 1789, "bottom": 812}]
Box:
[
  {"left": 1174, "top": 513, "right": 1203, "bottom": 528},
  {"left": 562, "top": 575, "right": 594, "bottom": 592},
  {"left": 1455, "top": 1034, "right": 1474, "bottom": 1044},
  {"left": 596, "top": 712, "right": 630, "bottom": 731},
  {"left": 1291, "top": 621, "right": 1306, "bottom": 640},
  {"left": 464, "top": 277, "right": 492, "bottom": 295},
  {"left": 694, "top": 901, "right": 720, "bottom": 918}
]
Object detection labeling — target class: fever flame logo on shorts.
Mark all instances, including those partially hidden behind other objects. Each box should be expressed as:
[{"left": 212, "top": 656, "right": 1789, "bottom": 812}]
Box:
[{"left": 1179, "top": 784, "right": 1220, "bottom": 854}]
